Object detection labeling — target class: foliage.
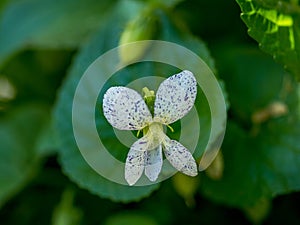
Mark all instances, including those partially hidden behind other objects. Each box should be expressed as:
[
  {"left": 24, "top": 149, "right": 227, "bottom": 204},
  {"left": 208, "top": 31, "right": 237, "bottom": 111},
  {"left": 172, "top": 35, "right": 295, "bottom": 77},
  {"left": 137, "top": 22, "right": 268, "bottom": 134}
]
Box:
[
  {"left": 0, "top": 0, "right": 300, "bottom": 224},
  {"left": 236, "top": 0, "right": 300, "bottom": 79}
]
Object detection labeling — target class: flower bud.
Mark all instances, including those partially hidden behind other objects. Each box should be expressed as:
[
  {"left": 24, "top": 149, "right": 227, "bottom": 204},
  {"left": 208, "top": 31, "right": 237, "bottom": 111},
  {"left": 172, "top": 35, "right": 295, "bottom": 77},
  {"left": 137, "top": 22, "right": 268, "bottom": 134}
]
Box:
[
  {"left": 205, "top": 150, "right": 224, "bottom": 180},
  {"left": 119, "top": 11, "right": 158, "bottom": 65},
  {"left": 172, "top": 173, "right": 199, "bottom": 207}
]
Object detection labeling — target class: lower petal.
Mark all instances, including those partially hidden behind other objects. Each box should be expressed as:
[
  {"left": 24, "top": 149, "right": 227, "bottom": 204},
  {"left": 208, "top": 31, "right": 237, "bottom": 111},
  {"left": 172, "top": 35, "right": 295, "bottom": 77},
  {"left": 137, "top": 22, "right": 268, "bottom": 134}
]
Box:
[
  {"left": 163, "top": 137, "right": 198, "bottom": 176},
  {"left": 125, "top": 136, "right": 149, "bottom": 186},
  {"left": 145, "top": 144, "right": 163, "bottom": 182}
]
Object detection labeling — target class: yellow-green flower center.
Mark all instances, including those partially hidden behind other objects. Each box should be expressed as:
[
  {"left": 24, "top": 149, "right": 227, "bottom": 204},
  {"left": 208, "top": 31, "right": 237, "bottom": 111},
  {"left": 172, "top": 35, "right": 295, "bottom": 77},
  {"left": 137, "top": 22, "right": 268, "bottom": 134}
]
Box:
[
  {"left": 144, "top": 122, "right": 165, "bottom": 150},
  {"left": 136, "top": 87, "right": 174, "bottom": 142}
]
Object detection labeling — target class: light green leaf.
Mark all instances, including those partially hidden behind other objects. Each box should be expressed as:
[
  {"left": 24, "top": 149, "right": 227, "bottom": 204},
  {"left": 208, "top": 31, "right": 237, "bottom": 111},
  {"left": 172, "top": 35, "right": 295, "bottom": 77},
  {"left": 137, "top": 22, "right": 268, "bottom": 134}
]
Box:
[
  {"left": 0, "top": 0, "right": 116, "bottom": 67},
  {"left": 236, "top": 0, "right": 300, "bottom": 79},
  {"left": 0, "top": 105, "right": 49, "bottom": 208}
]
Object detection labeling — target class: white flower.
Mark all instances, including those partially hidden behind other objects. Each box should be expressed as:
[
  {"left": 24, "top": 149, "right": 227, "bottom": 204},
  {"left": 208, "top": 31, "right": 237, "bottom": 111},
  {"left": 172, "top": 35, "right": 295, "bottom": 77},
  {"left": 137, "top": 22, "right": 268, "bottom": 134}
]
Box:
[{"left": 103, "top": 70, "right": 198, "bottom": 185}]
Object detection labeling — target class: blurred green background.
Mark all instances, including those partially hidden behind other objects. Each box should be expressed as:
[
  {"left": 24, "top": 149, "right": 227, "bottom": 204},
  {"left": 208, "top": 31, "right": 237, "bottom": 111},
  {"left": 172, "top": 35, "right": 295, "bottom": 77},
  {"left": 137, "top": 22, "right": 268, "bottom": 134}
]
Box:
[{"left": 0, "top": 0, "right": 300, "bottom": 224}]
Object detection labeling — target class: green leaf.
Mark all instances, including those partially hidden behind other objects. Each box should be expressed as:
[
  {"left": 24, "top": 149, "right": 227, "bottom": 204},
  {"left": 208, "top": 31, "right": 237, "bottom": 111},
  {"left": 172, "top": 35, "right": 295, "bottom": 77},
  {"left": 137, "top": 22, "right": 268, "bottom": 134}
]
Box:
[
  {"left": 200, "top": 46, "right": 300, "bottom": 207},
  {"left": 201, "top": 116, "right": 300, "bottom": 207},
  {"left": 236, "top": 0, "right": 300, "bottom": 79},
  {"left": 132, "top": 0, "right": 185, "bottom": 8},
  {"left": 150, "top": 0, "right": 185, "bottom": 8},
  {"left": 2, "top": 50, "right": 73, "bottom": 104},
  {"left": 0, "top": 0, "right": 9, "bottom": 13},
  {"left": 54, "top": 2, "right": 217, "bottom": 202},
  {"left": 35, "top": 118, "right": 59, "bottom": 157},
  {"left": 54, "top": 0, "right": 161, "bottom": 202},
  {"left": 0, "top": 0, "right": 116, "bottom": 67},
  {"left": 298, "top": 84, "right": 300, "bottom": 116},
  {"left": 217, "top": 46, "right": 284, "bottom": 121},
  {"left": 104, "top": 213, "right": 158, "bottom": 225},
  {"left": 0, "top": 105, "right": 49, "bottom": 208},
  {"left": 157, "top": 9, "right": 216, "bottom": 73}
]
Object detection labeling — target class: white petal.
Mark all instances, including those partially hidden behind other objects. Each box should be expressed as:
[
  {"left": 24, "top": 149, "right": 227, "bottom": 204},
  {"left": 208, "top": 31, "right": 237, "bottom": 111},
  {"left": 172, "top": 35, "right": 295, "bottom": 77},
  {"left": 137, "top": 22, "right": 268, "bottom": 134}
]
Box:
[
  {"left": 145, "top": 144, "right": 163, "bottom": 182},
  {"left": 154, "top": 70, "right": 197, "bottom": 124},
  {"left": 125, "top": 136, "right": 149, "bottom": 186},
  {"left": 163, "top": 137, "right": 198, "bottom": 176},
  {"left": 103, "top": 87, "right": 152, "bottom": 130}
]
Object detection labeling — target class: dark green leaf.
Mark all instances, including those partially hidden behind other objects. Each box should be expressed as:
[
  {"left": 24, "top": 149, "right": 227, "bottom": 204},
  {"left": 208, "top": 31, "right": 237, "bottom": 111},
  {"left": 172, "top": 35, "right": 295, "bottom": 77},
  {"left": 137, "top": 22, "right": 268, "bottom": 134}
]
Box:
[
  {"left": 104, "top": 213, "right": 158, "bottom": 225},
  {"left": 152, "top": 0, "right": 185, "bottom": 8},
  {"left": 200, "top": 46, "right": 300, "bottom": 207},
  {"left": 201, "top": 116, "right": 300, "bottom": 207},
  {"left": 2, "top": 50, "right": 73, "bottom": 104},
  {"left": 217, "top": 46, "right": 284, "bottom": 121},
  {"left": 0, "top": 105, "right": 50, "bottom": 208}
]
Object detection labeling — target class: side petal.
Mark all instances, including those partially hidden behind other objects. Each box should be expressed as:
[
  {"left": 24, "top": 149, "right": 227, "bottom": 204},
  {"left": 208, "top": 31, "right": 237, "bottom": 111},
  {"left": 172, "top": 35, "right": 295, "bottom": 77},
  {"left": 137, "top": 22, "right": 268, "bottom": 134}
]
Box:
[
  {"left": 145, "top": 144, "right": 163, "bottom": 182},
  {"left": 154, "top": 70, "right": 197, "bottom": 124},
  {"left": 103, "top": 86, "right": 152, "bottom": 130},
  {"left": 125, "top": 136, "right": 149, "bottom": 186},
  {"left": 163, "top": 137, "right": 198, "bottom": 176}
]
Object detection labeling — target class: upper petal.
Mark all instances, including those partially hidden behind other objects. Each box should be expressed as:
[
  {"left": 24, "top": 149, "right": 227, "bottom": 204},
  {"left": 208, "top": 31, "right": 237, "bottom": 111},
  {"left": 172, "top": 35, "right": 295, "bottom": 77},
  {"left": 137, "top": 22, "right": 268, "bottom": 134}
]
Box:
[
  {"left": 163, "top": 136, "right": 198, "bottom": 176},
  {"left": 154, "top": 70, "right": 197, "bottom": 124},
  {"left": 125, "top": 135, "right": 149, "bottom": 186},
  {"left": 103, "top": 87, "right": 152, "bottom": 130},
  {"left": 144, "top": 144, "right": 163, "bottom": 182}
]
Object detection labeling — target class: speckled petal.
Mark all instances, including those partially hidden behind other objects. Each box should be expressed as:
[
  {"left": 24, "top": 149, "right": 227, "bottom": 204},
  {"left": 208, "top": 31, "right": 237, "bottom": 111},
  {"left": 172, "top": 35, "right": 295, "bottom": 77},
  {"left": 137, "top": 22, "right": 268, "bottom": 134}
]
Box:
[
  {"left": 145, "top": 144, "right": 163, "bottom": 182},
  {"left": 103, "top": 87, "right": 152, "bottom": 130},
  {"left": 154, "top": 70, "right": 197, "bottom": 124},
  {"left": 163, "top": 136, "right": 198, "bottom": 176},
  {"left": 125, "top": 136, "right": 149, "bottom": 186}
]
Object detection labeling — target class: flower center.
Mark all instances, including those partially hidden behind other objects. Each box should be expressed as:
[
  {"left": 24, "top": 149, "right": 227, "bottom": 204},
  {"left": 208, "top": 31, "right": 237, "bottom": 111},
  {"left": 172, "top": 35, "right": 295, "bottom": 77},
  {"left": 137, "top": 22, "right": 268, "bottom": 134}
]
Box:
[
  {"left": 135, "top": 86, "right": 174, "bottom": 148},
  {"left": 144, "top": 122, "right": 165, "bottom": 150}
]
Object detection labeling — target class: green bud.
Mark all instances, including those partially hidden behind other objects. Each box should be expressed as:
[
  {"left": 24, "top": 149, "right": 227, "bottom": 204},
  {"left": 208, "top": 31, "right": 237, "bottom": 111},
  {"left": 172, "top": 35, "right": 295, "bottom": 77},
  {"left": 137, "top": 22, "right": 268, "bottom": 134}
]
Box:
[
  {"left": 243, "top": 198, "right": 271, "bottom": 225},
  {"left": 51, "top": 189, "right": 83, "bottom": 225},
  {"left": 172, "top": 173, "right": 199, "bottom": 207},
  {"left": 142, "top": 87, "right": 155, "bottom": 116},
  {"left": 119, "top": 10, "right": 158, "bottom": 65},
  {"left": 205, "top": 150, "right": 224, "bottom": 180}
]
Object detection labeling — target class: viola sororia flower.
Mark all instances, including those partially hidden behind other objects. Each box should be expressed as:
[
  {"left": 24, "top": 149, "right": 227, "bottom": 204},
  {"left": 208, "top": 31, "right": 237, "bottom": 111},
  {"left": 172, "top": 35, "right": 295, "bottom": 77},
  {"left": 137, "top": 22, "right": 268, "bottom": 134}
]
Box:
[{"left": 103, "top": 70, "right": 198, "bottom": 185}]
